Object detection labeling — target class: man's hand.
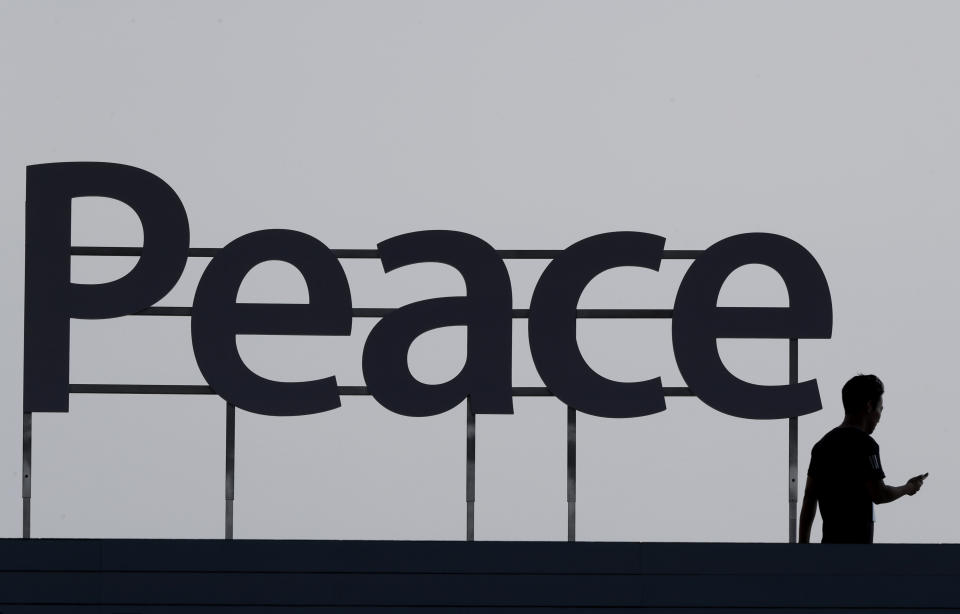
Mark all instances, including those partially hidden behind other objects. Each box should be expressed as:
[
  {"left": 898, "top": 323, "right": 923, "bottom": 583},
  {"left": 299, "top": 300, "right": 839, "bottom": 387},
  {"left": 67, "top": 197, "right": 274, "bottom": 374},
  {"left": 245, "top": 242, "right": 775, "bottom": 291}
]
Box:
[
  {"left": 868, "top": 473, "right": 928, "bottom": 504},
  {"left": 905, "top": 472, "right": 928, "bottom": 496}
]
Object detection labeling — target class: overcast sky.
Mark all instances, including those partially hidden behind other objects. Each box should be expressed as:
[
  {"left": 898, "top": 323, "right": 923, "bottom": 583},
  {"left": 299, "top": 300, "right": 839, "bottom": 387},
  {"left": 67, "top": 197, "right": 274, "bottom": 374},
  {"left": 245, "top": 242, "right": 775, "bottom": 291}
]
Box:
[{"left": 1, "top": 1, "right": 957, "bottom": 543}]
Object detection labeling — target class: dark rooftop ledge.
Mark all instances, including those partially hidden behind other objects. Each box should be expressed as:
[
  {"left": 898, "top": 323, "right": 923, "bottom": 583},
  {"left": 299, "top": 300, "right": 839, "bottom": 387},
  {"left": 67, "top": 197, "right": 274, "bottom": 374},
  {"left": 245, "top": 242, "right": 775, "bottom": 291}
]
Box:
[{"left": 0, "top": 539, "right": 957, "bottom": 611}]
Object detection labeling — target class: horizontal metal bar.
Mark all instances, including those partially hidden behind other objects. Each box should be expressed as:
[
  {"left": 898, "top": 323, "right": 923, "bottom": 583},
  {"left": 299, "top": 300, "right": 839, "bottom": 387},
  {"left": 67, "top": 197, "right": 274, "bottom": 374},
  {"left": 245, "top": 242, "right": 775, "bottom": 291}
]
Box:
[
  {"left": 71, "top": 246, "right": 703, "bottom": 259},
  {"left": 72, "top": 246, "right": 222, "bottom": 257},
  {"left": 68, "top": 384, "right": 694, "bottom": 397},
  {"left": 135, "top": 306, "right": 675, "bottom": 318},
  {"left": 70, "top": 384, "right": 216, "bottom": 394},
  {"left": 340, "top": 386, "right": 371, "bottom": 395},
  {"left": 138, "top": 306, "right": 192, "bottom": 316}
]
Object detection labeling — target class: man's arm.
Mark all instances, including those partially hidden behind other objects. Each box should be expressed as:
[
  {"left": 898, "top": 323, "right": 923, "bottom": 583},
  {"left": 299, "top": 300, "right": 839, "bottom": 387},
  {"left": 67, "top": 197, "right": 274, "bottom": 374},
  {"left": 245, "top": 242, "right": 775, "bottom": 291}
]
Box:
[
  {"left": 798, "top": 475, "right": 817, "bottom": 544},
  {"left": 866, "top": 473, "right": 927, "bottom": 504}
]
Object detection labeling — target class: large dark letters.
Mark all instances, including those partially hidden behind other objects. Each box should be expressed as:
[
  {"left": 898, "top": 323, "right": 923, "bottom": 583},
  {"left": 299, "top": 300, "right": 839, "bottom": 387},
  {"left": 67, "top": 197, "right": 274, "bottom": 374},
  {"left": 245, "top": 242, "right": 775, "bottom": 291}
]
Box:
[
  {"left": 23, "top": 162, "right": 190, "bottom": 412},
  {"left": 362, "top": 231, "right": 513, "bottom": 417},
  {"left": 191, "top": 230, "right": 352, "bottom": 416},
  {"left": 22, "top": 163, "right": 835, "bottom": 421},
  {"left": 528, "top": 232, "right": 667, "bottom": 418},
  {"left": 672, "top": 233, "right": 833, "bottom": 419}
]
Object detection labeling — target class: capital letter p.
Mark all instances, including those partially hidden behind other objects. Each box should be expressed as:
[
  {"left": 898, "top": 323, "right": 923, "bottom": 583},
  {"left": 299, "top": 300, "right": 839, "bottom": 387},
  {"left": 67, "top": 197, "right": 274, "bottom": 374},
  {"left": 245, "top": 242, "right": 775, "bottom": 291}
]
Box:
[{"left": 23, "top": 163, "right": 190, "bottom": 413}]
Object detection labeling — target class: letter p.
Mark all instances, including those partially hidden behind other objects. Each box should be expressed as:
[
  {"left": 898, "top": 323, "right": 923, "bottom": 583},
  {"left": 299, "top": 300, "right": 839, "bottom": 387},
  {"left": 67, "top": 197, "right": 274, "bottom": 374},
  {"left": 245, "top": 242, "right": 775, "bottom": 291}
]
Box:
[{"left": 23, "top": 163, "right": 190, "bottom": 413}]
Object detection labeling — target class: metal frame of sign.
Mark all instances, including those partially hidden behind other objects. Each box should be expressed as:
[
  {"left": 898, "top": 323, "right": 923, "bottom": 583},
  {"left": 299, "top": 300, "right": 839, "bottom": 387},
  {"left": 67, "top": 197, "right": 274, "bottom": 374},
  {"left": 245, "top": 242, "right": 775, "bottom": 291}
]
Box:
[{"left": 21, "top": 246, "right": 801, "bottom": 543}]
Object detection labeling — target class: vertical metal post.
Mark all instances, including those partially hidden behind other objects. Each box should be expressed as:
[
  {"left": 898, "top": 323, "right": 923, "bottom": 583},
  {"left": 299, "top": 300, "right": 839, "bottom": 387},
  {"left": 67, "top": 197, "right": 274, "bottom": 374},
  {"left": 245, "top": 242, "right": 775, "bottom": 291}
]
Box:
[
  {"left": 225, "top": 402, "right": 235, "bottom": 540},
  {"left": 788, "top": 338, "right": 799, "bottom": 543},
  {"left": 466, "top": 398, "right": 475, "bottom": 541},
  {"left": 22, "top": 412, "right": 32, "bottom": 539},
  {"left": 567, "top": 405, "right": 576, "bottom": 542}
]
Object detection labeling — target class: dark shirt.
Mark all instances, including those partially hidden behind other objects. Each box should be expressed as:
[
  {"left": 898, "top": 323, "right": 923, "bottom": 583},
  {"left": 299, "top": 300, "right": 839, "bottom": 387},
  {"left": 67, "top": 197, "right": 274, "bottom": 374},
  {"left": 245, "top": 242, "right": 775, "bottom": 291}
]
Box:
[{"left": 807, "top": 426, "right": 885, "bottom": 543}]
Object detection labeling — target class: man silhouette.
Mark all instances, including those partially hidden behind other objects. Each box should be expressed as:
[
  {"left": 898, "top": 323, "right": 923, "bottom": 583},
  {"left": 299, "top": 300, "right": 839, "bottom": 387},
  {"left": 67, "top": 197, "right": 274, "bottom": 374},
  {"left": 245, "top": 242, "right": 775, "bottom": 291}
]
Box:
[{"left": 799, "top": 374, "right": 927, "bottom": 543}]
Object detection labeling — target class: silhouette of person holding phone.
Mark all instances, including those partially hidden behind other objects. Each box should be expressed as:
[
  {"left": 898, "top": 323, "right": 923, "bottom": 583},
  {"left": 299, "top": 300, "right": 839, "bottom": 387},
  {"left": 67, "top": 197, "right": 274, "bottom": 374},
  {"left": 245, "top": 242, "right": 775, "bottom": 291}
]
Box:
[{"left": 799, "top": 374, "right": 927, "bottom": 543}]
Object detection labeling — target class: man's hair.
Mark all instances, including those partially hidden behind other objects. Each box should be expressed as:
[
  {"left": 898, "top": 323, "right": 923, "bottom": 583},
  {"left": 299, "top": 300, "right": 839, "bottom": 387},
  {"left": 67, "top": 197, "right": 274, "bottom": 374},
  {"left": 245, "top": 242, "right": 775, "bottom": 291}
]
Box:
[{"left": 842, "top": 374, "right": 884, "bottom": 414}]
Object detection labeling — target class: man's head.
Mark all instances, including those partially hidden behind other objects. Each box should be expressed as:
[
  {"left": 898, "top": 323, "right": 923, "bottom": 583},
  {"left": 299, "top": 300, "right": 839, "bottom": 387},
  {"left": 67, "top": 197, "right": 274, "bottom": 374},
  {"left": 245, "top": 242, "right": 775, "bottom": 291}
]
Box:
[{"left": 842, "top": 374, "right": 884, "bottom": 433}]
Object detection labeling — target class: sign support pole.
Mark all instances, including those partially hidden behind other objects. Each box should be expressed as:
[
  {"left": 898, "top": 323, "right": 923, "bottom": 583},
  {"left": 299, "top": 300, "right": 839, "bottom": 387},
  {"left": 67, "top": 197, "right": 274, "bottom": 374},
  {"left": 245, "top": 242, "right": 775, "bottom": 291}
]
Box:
[
  {"left": 466, "top": 398, "right": 475, "bottom": 541},
  {"left": 225, "top": 402, "right": 235, "bottom": 540},
  {"left": 567, "top": 405, "right": 576, "bottom": 542},
  {"left": 22, "top": 412, "right": 32, "bottom": 539},
  {"left": 788, "top": 338, "right": 799, "bottom": 543}
]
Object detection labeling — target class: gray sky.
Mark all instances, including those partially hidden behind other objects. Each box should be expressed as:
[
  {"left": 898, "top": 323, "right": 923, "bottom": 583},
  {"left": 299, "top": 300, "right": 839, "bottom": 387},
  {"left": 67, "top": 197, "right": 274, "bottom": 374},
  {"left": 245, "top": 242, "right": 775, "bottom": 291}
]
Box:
[{"left": 1, "top": 0, "right": 957, "bottom": 543}]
